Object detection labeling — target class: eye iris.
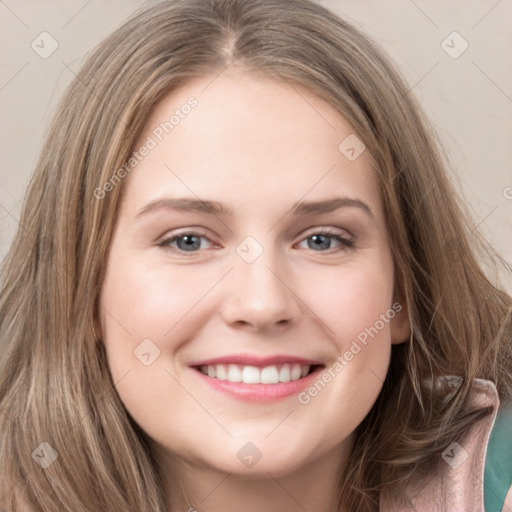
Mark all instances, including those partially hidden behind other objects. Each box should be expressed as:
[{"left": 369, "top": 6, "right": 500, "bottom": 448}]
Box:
[
  {"left": 177, "top": 235, "right": 201, "bottom": 251},
  {"left": 308, "top": 234, "right": 331, "bottom": 250}
]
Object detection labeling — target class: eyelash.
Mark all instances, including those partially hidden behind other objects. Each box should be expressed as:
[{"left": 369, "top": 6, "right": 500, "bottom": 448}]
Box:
[{"left": 156, "top": 227, "right": 355, "bottom": 255}]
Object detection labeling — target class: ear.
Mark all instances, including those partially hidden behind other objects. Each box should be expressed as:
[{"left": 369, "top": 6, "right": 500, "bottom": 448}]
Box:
[{"left": 390, "top": 298, "right": 410, "bottom": 345}]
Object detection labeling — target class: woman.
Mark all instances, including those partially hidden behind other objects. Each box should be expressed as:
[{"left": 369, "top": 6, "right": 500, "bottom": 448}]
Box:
[{"left": 1, "top": 0, "right": 511, "bottom": 510}]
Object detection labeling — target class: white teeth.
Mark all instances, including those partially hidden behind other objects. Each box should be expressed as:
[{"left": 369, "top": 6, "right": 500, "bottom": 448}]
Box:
[
  {"left": 279, "top": 364, "right": 291, "bottom": 382},
  {"left": 261, "top": 366, "right": 279, "bottom": 384},
  {"left": 290, "top": 364, "right": 302, "bottom": 380},
  {"left": 216, "top": 364, "right": 227, "bottom": 380},
  {"left": 198, "top": 363, "right": 312, "bottom": 384},
  {"left": 242, "top": 365, "right": 261, "bottom": 384},
  {"left": 227, "top": 364, "right": 242, "bottom": 382}
]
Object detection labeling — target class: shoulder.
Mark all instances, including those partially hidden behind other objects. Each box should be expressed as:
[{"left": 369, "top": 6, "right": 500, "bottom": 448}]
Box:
[{"left": 381, "top": 377, "right": 501, "bottom": 512}]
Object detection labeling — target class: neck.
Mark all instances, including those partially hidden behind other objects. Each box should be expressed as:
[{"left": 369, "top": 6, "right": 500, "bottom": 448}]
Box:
[{"left": 156, "top": 440, "right": 353, "bottom": 512}]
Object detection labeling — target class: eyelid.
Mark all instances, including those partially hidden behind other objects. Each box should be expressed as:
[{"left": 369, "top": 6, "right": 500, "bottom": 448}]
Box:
[
  {"left": 298, "top": 225, "right": 354, "bottom": 241},
  {"left": 157, "top": 226, "right": 211, "bottom": 240}
]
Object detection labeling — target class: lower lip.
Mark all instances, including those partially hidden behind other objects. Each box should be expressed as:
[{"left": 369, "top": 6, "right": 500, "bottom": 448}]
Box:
[{"left": 192, "top": 366, "right": 324, "bottom": 402}]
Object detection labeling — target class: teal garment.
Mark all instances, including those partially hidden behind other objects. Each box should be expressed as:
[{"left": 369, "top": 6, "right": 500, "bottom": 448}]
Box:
[{"left": 484, "top": 401, "right": 512, "bottom": 512}]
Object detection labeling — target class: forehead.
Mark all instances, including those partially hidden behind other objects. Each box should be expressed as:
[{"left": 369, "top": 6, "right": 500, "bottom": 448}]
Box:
[{"left": 120, "top": 70, "right": 382, "bottom": 220}]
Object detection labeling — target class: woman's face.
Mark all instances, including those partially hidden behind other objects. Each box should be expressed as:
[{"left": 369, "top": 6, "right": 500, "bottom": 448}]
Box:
[{"left": 98, "top": 70, "right": 408, "bottom": 478}]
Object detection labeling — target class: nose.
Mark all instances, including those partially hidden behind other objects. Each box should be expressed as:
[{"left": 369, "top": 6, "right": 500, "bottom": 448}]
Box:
[{"left": 220, "top": 246, "right": 301, "bottom": 333}]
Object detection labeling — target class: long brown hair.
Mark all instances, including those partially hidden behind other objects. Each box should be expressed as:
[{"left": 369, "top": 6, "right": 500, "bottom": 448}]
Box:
[{"left": 1, "top": 0, "right": 511, "bottom": 510}]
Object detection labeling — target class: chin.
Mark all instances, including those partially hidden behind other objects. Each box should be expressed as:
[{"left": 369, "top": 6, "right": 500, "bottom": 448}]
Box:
[{"left": 195, "top": 437, "right": 321, "bottom": 478}]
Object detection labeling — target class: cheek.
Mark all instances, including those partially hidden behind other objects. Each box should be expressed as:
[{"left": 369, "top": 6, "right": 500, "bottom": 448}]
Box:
[
  {"left": 100, "top": 255, "right": 213, "bottom": 346},
  {"left": 98, "top": 256, "right": 211, "bottom": 437},
  {"left": 99, "top": 253, "right": 225, "bottom": 414},
  {"left": 298, "top": 256, "right": 394, "bottom": 412},
  {"left": 306, "top": 257, "right": 394, "bottom": 345}
]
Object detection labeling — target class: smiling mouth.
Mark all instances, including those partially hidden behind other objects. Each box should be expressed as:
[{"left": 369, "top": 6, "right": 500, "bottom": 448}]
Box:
[{"left": 192, "top": 363, "right": 323, "bottom": 384}]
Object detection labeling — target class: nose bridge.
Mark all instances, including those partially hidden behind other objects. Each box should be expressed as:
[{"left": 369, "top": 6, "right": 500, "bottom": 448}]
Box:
[{"left": 221, "top": 235, "right": 300, "bottom": 329}]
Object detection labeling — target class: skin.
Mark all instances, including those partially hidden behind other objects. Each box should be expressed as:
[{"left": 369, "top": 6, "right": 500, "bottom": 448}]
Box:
[{"left": 97, "top": 68, "right": 409, "bottom": 512}]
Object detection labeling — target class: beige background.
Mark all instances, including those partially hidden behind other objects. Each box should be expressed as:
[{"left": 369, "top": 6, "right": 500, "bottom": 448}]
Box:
[{"left": 1, "top": 0, "right": 511, "bottom": 291}]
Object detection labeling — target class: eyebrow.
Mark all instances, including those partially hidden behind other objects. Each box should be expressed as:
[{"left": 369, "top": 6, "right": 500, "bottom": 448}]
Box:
[{"left": 135, "top": 196, "right": 374, "bottom": 219}]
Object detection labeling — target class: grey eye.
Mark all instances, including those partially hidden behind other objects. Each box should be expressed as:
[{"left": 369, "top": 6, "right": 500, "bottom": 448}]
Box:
[{"left": 174, "top": 234, "right": 203, "bottom": 251}]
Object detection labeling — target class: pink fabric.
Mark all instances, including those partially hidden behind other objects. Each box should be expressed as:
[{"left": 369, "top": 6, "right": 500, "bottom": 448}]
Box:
[{"left": 380, "top": 378, "right": 501, "bottom": 512}]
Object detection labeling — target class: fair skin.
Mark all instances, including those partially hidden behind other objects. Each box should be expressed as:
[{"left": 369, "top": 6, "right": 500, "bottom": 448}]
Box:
[{"left": 98, "top": 69, "right": 409, "bottom": 512}]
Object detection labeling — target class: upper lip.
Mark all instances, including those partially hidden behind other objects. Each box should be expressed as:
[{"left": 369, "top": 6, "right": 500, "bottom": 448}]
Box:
[{"left": 189, "top": 354, "right": 324, "bottom": 368}]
